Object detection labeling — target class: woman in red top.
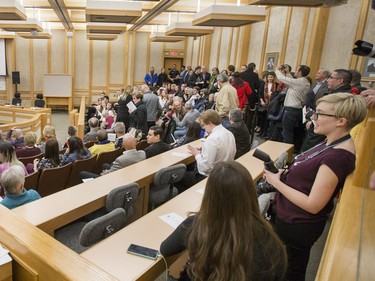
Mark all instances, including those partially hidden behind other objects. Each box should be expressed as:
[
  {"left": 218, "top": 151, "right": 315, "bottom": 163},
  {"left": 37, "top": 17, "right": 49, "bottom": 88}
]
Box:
[{"left": 231, "top": 71, "right": 252, "bottom": 110}]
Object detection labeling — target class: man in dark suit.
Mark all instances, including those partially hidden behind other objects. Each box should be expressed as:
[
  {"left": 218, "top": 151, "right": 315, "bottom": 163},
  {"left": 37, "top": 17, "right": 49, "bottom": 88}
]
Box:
[
  {"left": 201, "top": 66, "right": 211, "bottom": 89},
  {"left": 240, "top": 62, "right": 260, "bottom": 132},
  {"left": 144, "top": 126, "right": 170, "bottom": 158}
]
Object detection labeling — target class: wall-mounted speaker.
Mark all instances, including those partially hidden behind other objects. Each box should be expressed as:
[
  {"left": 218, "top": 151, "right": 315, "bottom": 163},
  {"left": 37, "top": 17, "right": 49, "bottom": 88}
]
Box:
[{"left": 12, "top": 71, "right": 20, "bottom": 84}]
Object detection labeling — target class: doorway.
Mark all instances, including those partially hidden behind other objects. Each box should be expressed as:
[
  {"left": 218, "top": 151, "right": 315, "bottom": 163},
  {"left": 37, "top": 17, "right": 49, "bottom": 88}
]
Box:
[{"left": 164, "top": 58, "right": 183, "bottom": 72}]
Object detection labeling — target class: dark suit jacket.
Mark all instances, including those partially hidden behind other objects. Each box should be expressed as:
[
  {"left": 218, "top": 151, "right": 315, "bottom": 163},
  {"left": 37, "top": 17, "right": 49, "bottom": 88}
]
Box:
[
  {"left": 240, "top": 69, "right": 260, "bottom": 106},
  {"left": 144, "top": 141, "right": 170, "bottom": 158},
  {"left": 304, "top": 80, "right": 329, "bottom": 110},
  {"left": 227, "top": 121, "right": 251, "bottom": 159}
]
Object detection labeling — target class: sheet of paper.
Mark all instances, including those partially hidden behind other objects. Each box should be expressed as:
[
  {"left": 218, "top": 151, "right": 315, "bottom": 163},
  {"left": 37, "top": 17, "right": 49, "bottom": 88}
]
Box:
[
  {"left": 196, "top": 187, "right": 205, "bottom": 195},
  {"left": 171, "top": 152, "right": 190, "bottom": 158},
  {"left": 0, "top": 245, "right": 11, "bottom": 266},
  {"left": 82, "top": 178, "right": 94, "bottom": 183},
  {"left": 302, "top": 106, "right": 307, "bottom": 124},
  {"left": 159, "top": 212, "right": 185, "bottom": 229},
  {"left": 127, "top": 101, "right": 137, "bottom": 112},
  {"left": 108, "top": 133, "right": 116, "bottom": 142}
]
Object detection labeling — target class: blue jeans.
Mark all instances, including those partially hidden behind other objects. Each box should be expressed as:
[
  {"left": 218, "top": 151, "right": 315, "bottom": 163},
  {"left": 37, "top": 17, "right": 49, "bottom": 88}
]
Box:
[{"left": 174, "top": 128, "right": 187, "bottom": 139}]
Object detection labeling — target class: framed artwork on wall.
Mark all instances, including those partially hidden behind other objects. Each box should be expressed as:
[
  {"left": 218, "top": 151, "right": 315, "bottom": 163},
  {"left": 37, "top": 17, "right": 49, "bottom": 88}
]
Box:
[
  {"left": 265, "top": 52, "right": 279, "bottom": 72},
  {"left": 361, "top": 56, "right": 375, "bottom": 81}
]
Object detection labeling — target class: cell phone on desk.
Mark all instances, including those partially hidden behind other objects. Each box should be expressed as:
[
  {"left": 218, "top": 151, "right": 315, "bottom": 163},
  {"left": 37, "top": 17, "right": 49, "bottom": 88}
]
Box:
[{"left": 127, "top": 244, "right": 159, "bottom": 260}]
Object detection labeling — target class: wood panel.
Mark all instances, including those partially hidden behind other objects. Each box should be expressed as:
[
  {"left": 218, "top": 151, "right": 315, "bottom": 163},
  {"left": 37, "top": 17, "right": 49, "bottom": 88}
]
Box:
[
  {"left": 92, "top": 40, "right": 108, "bottom": 87},
  {"left": 74, "top": 30, "right": 90, "bottom": 90},
  {"left": 51, "top": 30, "right": 66, "bottom": 74}
]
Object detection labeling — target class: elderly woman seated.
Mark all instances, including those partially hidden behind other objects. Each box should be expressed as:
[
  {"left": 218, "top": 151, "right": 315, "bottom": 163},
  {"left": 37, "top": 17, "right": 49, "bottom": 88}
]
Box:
[{"left": 0, "top": 165, "right": 41, "bottom": 209}]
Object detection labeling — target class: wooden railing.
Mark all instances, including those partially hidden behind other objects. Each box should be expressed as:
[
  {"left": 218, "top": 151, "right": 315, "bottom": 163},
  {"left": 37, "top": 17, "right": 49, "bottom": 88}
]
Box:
[
  {"left": 69, "top": 97, "right": 86, "bottom": 139},
  {"left": 0, "top": 106, "right": 51, "bottom": 142},
  {"left": 316, "top": 107, "right": 375, "bottom": 280}
]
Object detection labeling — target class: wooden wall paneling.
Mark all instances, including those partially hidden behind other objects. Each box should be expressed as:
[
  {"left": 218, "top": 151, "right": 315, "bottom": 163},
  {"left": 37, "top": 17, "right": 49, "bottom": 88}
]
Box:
[
  {"left": 279, "top": 7, "right": 293, "bottom": 65},
  {"left": 29, "top": 40, "right": 34, "bottom": 103},
  {"left": 258, "top": 7, "right": 271, "bottom": 74},
  {"left": 284, "top": 7, "right": 305, "bottom": 69},
  {"left": 110, "top": 33, "right": 126, "bottom": 86},
  {"left": 208, "top": 27, "right": 219, "bottom": 68},
  {"left": 197, "top": 37, "right": 202, "bottom": 66},
  {"left": 89, "top": 40, "right": 93, "bottom": 102},
  {"left": 215, "top": 27, "right": 223, "bottom": 68},
  {"left": 306, "top": 8, "right": 330, "bottom": 79},
  {"left": 124, "top": 32, "right": 129, "bottom": 86},
  {"left": 74, "top": 31, "right": 89, "bottom": 94},
  {"left": 16, "top": 37, "right": 30, "bottom": 92},
  {"left": 184, "top": 38, "right": 188, "bottom": 66},
  {"left": 240, "top": 24, "right": 251, "bottom": 67},
  {"left": 188, "top": 38, "right": 193, "bottom": 66},
  {"left": 301, "top": 9, "right": 315, "bottom": 66},
  {"left": 47, "top": 39, "right": 51, "bottom": 74},
  {"left": 51, "top": 30, "right": 66, "bottom": 74},
  {"left": 146, "top": 33, "right": 151, "bottom": 75},
  {"left": 133, "top": 32, "right": 147, "bottom": 83},
  {"left": 130, "top": 32, "right": 136, "bottom": 85},
  {"left": 202, "top": 34, "right": 212, "bottom": 68},
  {"left": 71, "top": 30, "right": 76, "bottom": 104},
  {"left": 33, "top": 39, "right": 48, "bottom": 103},
  {"left": 106, "top": 41, "right": 111, "bottom": 94},
  {"left": 265, "top": 7, "right": 287, "bottom": 63},
  {"left": 232, "top": 27, "right": 240, "bottom": 69},
  {"left": 320, "top": 1, "right": 361, "bottom": 71},
  {"left": 226, "top": 27, "right": 234, "bottom": 68},
  {"left": 149, "top": 41, "right": 163, "bottom": 77},
  {"left": 92, "top": 40, "right": 107, "bottom": 89},
  {"left": 349, "top": 0, "right": 370, "bottom": 69},
  {"left": 295, "top": 8, "right": 310, "bottom": 68},
  {"left": 65, "top": 32, "right": 68, "bottom": 74}
]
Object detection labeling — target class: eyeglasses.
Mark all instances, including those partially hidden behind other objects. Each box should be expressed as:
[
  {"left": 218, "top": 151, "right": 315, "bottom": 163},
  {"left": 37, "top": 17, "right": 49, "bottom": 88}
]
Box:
[
  {"left": 328, "top": 75, "right": 340, "bottom": 80},
  {"left": 312, "top": 112, "right": 337, "bottom": 119}
]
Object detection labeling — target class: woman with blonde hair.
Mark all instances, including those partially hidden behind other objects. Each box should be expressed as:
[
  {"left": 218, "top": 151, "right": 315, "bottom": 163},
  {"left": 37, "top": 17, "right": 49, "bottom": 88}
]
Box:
[
  {"left": 264, "top": 92, "right": 367, "bottom": 280},
  {"left": 116, "top": 86, "right": 133, "bottom": 129},
  {"left": 161, "top": 161, "right": 287, "bottom": 281}
]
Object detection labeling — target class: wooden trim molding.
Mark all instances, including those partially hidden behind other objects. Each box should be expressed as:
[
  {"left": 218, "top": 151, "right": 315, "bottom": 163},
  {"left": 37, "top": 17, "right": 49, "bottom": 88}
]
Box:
[
  {"left": 215, "top": 27, "right": 223, "bottom": 67},
  {"left": 349, "top": 0, "right": 370, "bottom": 69},
  {"left": 130, "top": 31, "right": 136, "bottom": 85},
  {"left": 106, "top": 41, "right": 111, "bottom": 94},
  {"left": 259, "top": 7, "right": 271, "bottom": 74},
  {"left": 306, "top": 7, "right": 330, "bottom": 79},
  {"left": 238, "top": 24, "right": 251, "bottom": 67},
  {"left": 124, "top": 32, "right": 129, "bottom": 86},
  {"left": 29, "top": 39, "right": 34, "bottom": 100},
  {"left": 89, "top": 40, "right": 93, "bottom": 100},
  {"left": 226, "top": 27, "right": 234, "bottom": 67},
  {"left": 296, "top": 8, "right": 311, "bottom": 68},
  {"left": 203, "top": 34, "right": 212, "bottom": 68},
  {"left": 279, "top": 7, "right": 293, "bottom": 65},
  {"left": 233, "top": 27, "right": 240, "bottom": 68}
]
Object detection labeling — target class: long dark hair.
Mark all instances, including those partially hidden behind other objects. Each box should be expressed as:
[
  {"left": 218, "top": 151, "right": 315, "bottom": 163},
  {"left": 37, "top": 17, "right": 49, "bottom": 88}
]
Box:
[
  {"left": 186, "top": 122, "right": 201, "bottom": 140},
  {"left": 44, "top": 138, "right": 61, "bottom": 167},
  {"left": 67, "top": 136, "right": 87, "bottom": 159},
  {"left": 187, "top": 161, "right": 287, "bottom": 281},
  {"left": 231, "top": 71, "right": 244, "bottom": 87},
  {"left": 0, "top": 140, "right": 22, "bottom": 166}
]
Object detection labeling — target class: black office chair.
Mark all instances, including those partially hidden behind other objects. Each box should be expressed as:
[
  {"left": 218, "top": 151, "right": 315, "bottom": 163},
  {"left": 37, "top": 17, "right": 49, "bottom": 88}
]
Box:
[
  {"left": 12, "top": 93, "right": 22, "bottom": 106},
  {"left": 34, "top": 94, "right": 45, "bottom": 108}
]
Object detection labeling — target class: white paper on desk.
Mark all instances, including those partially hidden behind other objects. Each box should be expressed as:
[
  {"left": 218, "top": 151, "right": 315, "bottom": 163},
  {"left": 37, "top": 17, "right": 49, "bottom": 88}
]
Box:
[
  {"left": 196, "top": 187, "right": 205, "bottom": 195},
  {"left": 171, "top": 152, "right": 190, "bottom": 158},
  {"left": 82, "top": 178, "right": 94, "bottom": 183},
  {"left": 0, "top": 245, "right": 11, "bottom": 265},
  {"left": 302, "top": 106, "right": 307, "bottom": 124},
  {"left": 159, "top": 212, "right": 184, "bottom": 229},
  {"left": 127, "top": 101, "right": 137, "bottom": 112}
]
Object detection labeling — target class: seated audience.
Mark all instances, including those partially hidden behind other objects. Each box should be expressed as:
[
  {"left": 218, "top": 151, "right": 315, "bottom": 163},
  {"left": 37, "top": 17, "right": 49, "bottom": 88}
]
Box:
[
  {"left": 187, "top": 109, "right": 236, "bottom": 178},
  {"left": 88, "top": 129, "right": 116, "bottom": 157},
  {"left": 6, "top": 128, "right": 25, "bottom": 149},
  {"left": 61, "top": 137, "right": 91, "bottom": 165},
  {"left": 173, "top": 102, "right": 200, "bottom": 139},
  {"left": 101, "top": 110, "right": 115, "bottom": 130},
  {"left": 0, "top": 141, "right": 28, "bottom": 197},
  {"left": 34, "top": 138, "right": 63, "bottom": 172},
  {"left": 264, "top": 93, "right": 367, "bottom": 281},
  {"left": 63, "top": 125, "right": 78, "bottom": 149},
  {"left": 16, "top": 132, "right": 42, "bottom": 158},
  {"left": 227, "top": 108, "right": 251, "bottom": 159},
  {"left": 39, "top": 125, "right": 61, "bottom": 153},
  {"left": 113, "top": 122, "right": 126, "bottom": 149},
  {"left": 83, "top": 117, "right": 99, "bottom": 143},
  {"left": 160, "top": 161, "right": 287, "bottom": 281},
  {"left": 144, "top": 126, "right": 170, "bottom": 158},
  {"left": 0, "top": 166, "right": 41, "bottom": 209},
  {"left": 80, "top": 133, "right": 146, "bottom": 180}
]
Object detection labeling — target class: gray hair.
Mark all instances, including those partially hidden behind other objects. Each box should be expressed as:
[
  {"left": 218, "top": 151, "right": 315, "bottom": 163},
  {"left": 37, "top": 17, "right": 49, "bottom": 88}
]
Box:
[
  {"left": 141, "top": 84, "right": 150, "bottom": 93},
  {"left": 114, "top": 122, "right": 126, "bottom": 134},
  {"left": 320, "top": 68, "right": 331, "bottom": 78},
  {"left": 89, "top": 117, "right": 99, "bottom": 128},
  {"left": 1, "top": 165, "right": 25, "bottom": 194},
  {"left": 229, "top": 108, "right": 244, "bottom": 122},
  {"left": 217, "top": 73, "right": 229, "bottom": 83}
]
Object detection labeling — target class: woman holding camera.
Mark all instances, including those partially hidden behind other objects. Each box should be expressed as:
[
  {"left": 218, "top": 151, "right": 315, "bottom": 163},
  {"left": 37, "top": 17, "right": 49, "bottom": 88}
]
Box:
[
  {"left": 161, "top": 161, "right": 287, "bottom": 281},
  {"left": 264, "top": 93, "right": 367, "bottom": 280}
]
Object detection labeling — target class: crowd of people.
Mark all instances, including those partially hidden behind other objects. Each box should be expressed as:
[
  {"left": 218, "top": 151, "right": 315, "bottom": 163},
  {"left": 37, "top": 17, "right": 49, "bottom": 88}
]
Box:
[{"left": 0, "top": 60, "right": 374, "bottom": 281}]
